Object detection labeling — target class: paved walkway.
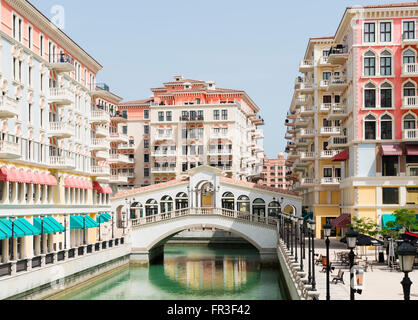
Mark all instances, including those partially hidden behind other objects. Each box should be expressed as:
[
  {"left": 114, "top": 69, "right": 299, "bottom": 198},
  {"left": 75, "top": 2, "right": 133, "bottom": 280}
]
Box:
[{"left": 292, "top": 238, "right": 418, "bottom": 300}]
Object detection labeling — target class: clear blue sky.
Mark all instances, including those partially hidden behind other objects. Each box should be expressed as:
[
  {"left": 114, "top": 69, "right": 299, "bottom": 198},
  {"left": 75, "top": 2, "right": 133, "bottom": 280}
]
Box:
[{"left": 31, "top": 0, "right": 402, "bottom": 158}]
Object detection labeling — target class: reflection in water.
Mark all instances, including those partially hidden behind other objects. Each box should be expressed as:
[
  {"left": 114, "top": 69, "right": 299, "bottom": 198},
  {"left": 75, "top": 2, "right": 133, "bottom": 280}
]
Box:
[{"left": 58, "top": 245, "right": 286, "bottom": 300}]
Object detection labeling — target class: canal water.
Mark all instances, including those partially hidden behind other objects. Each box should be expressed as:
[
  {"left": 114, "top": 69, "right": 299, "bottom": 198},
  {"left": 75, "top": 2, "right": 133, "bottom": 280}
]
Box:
[{"left": 57, "top": 245, "right": 287, "bottom": 300}]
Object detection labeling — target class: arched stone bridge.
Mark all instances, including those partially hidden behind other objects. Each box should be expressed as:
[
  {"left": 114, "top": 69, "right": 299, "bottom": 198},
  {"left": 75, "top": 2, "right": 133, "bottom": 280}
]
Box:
[{"left": 130, "top": 208, "right": 279, "bottom": 265}]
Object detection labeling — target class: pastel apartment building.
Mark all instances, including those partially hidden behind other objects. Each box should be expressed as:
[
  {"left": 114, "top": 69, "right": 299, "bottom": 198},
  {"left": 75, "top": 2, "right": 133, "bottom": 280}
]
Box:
[
  {"left": 259, "top": 153, "right": 293, "bottom": 190},
  {"left": 286, "top": 2, "right": 418, "bottom": 238},
  {"left": 0, "top": 0, "right": 126, "bottom": 280}
]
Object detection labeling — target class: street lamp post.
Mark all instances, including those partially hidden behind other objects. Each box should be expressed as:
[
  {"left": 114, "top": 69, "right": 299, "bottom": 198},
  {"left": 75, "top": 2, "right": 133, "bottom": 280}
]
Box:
[
  {"left": 397, "top": 241, "right": 416, "bottom": 301},
  {"left": 290, "top": 214, "right": 294, "bottom": 257},
  {"left": 83, "top": 214, "right": 86, "bottom": 246},
  {"left": 299, "top": 217, "right": 304, "bottom": 272},
  {"left": 293, "top": 216, "right": 298, "bottom": 263},
  {"left": 285, "top": 213, "right": 290, "bottom": 251},
  {"left": 98, "top": 213, "right": 102, "bottom": 242},
  {"left": 309, "top": 220, "right": 317, "bottom": 291},
  {"left": 10, "top": 216, "right": 15, "bottom": 261},
  {"left": 307, "top": 220, "right": 312, "bottom": 284},
  {"left": 346, "top": 228, "right": 358, "bottom": 301},
  {"left": 323, "top": 223, "right": 332, "bottom": 301},
  {"left": 64, "top": 214, "right": 67, "bottom": 250},
  {"left": 40, "top": 215, "right": 45, "bottom": 255},
  {"left": 111, "top": 212, "right": 114, "bottom": 239}
]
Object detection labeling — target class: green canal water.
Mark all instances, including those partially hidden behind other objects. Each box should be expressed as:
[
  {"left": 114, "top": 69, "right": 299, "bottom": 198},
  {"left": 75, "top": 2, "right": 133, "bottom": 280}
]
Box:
[{"left": 58, "top": 245, "right": 287, "bottom": 300}]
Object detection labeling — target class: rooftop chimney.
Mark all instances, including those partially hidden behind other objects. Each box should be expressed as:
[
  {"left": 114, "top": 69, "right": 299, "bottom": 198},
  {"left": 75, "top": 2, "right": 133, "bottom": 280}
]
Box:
[{"left": 174, "top": 75, "right": 183, "bottom": 82}]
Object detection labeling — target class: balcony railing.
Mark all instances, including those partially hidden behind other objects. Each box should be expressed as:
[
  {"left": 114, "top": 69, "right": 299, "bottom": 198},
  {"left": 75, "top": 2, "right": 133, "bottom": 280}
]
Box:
[
  {"left": 91, "top": 166, "right": 111, "bottom": 176},
  {"left": 110, "top": 133, "right": 129, "bottom": 144},
  {"left": 152, "top": 150, "right": 177, "bottom": 157},
  {"left": 155, "top": 134, "right": 174, "bottom": 141},
  {"left": 301, "top": 178, "right": 316, "bottom": 186},
  {"left": 151, "top": 167, "right": 177, "bottom": 173},
  {"left": 95, "top": 126, "right": 109, "bottom": 137},
  {"left": 48, "top": 54, "right": 75, "bottom": 73},
  {"left": 299, "top": 60, "right": 314, "bottom": 70},
  {"left": 402, "top": 63, "right": 418, "bottom": 76},
  {"left": 300, "top": 152, "right": 316, "bottom": 159},
  {"left": 0, "top": 140, "right": 21, "bottom": 159},
  {"left": 404, "top": 129, "right": 418, "bottom": 140},
  {"left": 207, "top": 149, "right": 233, "bottom": 156},
  {"left": 320, "top": 103, "right": 331, "bottom": 112},
  {"left": 49, "top": 156, "right": 76, "bottom": 168},
  {"left": 118, "top": 143, "right": 135, "bottom": 150},
  {"left": 403, "top": 96, "right": 418, "bottom": 108},
  {"left": 110, "top": 174, "right": 128, "bottom": 184},
  {"left": 48, "top": 122, "right": 74, "bottom": 139},
  {"left": 328, "top": 105, "right": 348, "bottom": 119},
  {"left": 321, "top": 177, "right": 342, "bottom": 185},
  {"left": 90, "top": 110, "right": 111, "bottom": 124},
  {"left": 320, "top": 150, "right": 341, "bottom": 158},
  {"left": 0, "top": 97, "right": 19, "bottom": 118},
  {"left": 109, "top": 154, "right": 130, "bottom": 163},
  {"left": 321, "top": 127, "right": 341, "bottom": 135},
  {"left": 300, "top": 129, "right": 316, "bottom": 137},
  {"left": 327, "top": 76, "right": 348, "bottom": 91},
  {"left": 328, "top": 136, "right": 348, "bottom": 149},
  {"left": 210, "top": 132, "right": 229, "bottom": 139},
  {"left": 49, "top": 88, "right": 73, "bottom": 106},
  {"left": 91, "top": 139, "right": 110, "bottom": 150}
]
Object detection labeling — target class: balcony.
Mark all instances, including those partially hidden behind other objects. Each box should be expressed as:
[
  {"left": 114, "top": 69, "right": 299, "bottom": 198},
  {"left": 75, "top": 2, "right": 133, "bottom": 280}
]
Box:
[
  {"left": 91, "top": 138, "right": 111, "bottom": 151},
  {"left": 151, "top": 167, "right": 177, "bottom": 174},
  {"left": 295, "top": 97, "right": 307, "bottom": 106},
  {"left": 0, "top": 141, "right": 20, "bottom": 159},
  {"left": 151, "top": 150, "right": 177, "bottom": 157},
  {"left": 299, "top": 60, "right": 314, "bottom": 72},
  {"left": 109, "top": 154, "right": 131, "bottom": 164},
  {"left": 285, "top": 119, "right": 295, "bottom": 127},
  {"left": 320, "top": 127, "right": 341, "bottom": 136},
  {"left": 48, "top": 122, "right": 74, "bottom": 139},
  {"left": 404, "top": 129, "right": 418, "bottom": 141},
  {"left": 327, "top": 46, "right": 349, "bottom": 65},
  {"left": 90, "top": 110, "right": 111, "bottom": 124},
  {"left": 253, "top": 144, "right": 264, "bottom": 153},
  {"left": 402, "top": 96, "right": 418, "bottom": 109},
  {"left": 402, "top": 63, "right": 418, "bottom": 77},
  {"left": 319, "top": 56, "right": 331, "bottom": 66},
  {"left": 254, "top": 129, "right": 264, "bottom": 139},
  {"left": 319, "top": 80, "right": 329, "bottom": 89},
  {"left": 155, "top": 133, "right": 175, "bottom": 141},
  {"left": 0, "top": 97, "right": 19, "bottom": 118},
  {"left": 296, "top": 138, "right": 310, "bottom": 147},
  {"left": 49, "top": 156, "right": 76, "bottom": 170},
  {"left": 207, "top": 149, "right": 233, "bottom": 156},
  {"left": 300, "top": 129, "right": 316, "bottom": 138},
  {"left": 295, "top": 118, "right": 309, "bottom": 128},
  {"left": 300, "top": 178, "right": 316, "bottom": 187},
  {"left": 91, "top": 166, "right": 111, "bottom": 177},
  {"left": 300, "top": 152, "right": 316, "bottom": 161},
  {"left": 321, "top": 177, "right": 341, "bottom": 185},
  {"left": 320, "top": 150, "right": 341, "bottom": 159},
  {"left": 287, "top": 152, "right": 300, "bottom": 160},
  {"left": 212, "top": 165, "right": 233, "bottom": 173},
  {"left": 179, "top": 116, "right": 205, "bottom": 123},
  {"left": 49, "top": 88, "right": 73, "bottom": 106},
  {"left": 285, "top": 134, "right": 294, "bottom": 140},
  {"left": 110, "top": 133, "right": 130, "bottom": 144},
  {"left": 328, "top": 105, "right": 348, "bottom": 120},
  {"left": 294, "top": 159, "right": 310, "bottom": 168},
  {"left": 298, "top": 82, "right": 314, "bottom": 93},
  {"left": 328, "top": 136, "right": 349, "bottom": 149},
  {"left": 95, "top": 150, "right": 109, "bottom": 160},
  {"left": 294, "top": 77, "right": 303, "bottom": 89},
  {"left": 320, "top": 103, "right": 331, "bottom": 113},
  {"left": 327, "top": 76, "right": 348, "bottom": 92},
  {"left": 110, "top": 113, "right": 128, "bottom": 124},
  {"left": 95, "top": 126, "right": 109, "bottom": 138},
  {"left": 48, "top": 54, "right": 75, "bottom": 73},
  {"left": 119, "top": 143, "right": 135, "bottom": 150},
  {"left": 300, "top": 105, "right": 315, "bottom": 117},
  {"left": 109, "top": 174, "right": 128, "bottom": 184}
]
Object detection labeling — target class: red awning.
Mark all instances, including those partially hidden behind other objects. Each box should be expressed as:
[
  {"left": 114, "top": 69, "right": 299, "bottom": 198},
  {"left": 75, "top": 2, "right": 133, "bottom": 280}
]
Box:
[
  {"left": 8, "top": 168, "right": 19, "bottom": 183},
  {"left": 39, "top": 173, "right": 49, "bottom": 186},
  {"left": 406, "top": 145, "right": 418, "bottom": 156},
  {"left": 65, "top": 177, "right": 74, "bottom": 188},
  {"left": 18, "top": 169, "right": 29, "bottom": 183},
  {"left": 331, "top": 214, "right": 351, "bottom": 228},
  {"left": 381, "top": 144, "right": 403, "bottom": 156},
  {"left": 93, "top": 181, "right": 102, "bottom": 192},
  {"left": 332, "top": 149, "right": 349, "bottom": 162},
  {"left": 0, "top": 167, "right": 8, "bottom": 181},
  {"left": 47, "top": 174, "right": 58, "bottom": 186},
  {"left": 86, "top": 180, "right": 93, "bottom": 190},
  {"left": 93, "top": 182, "right": 112, "bottom": 194}
]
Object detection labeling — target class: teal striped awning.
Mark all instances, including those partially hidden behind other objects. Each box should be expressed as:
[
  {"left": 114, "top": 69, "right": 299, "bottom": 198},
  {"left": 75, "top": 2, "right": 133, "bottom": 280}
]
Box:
[
  {"left": 84, "top": 215, "right": 99, "bottom": 228},
  {"left": 97, "top": 213, "right": 111, "bottom": 223},
  {"left": 71, "top": 215, "right": 99, "bottom": 230},
  {"left": 45, "top": 217, "right": 65, "bottom": 233},
  {"left": 382, "top": 214, "right": 418, "bottom": 230},
  {"left": 0, "top": 219, "right": 26, "bottom": 238},
  {"left": 33, "top": 217, "right": 60, "bottom": 234},
  {"left": 17, "top": 218, "right": 41, "bottom": 236}
]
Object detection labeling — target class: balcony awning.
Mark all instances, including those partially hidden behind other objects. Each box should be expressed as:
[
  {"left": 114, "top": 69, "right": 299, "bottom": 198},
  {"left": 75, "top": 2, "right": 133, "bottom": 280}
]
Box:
[
  {"left": 0, "top": 167, "right": 22, "bottom": 183},
  {"left": 70, "top": 215, "right": 84, "bottom": 230},
  {"left": 332, "top": 149, "right": 349, "bottom": 162},
  {"left": 97, "top": 213, "right": 111, "bottom": 223},
  {"left": 331, "top": 214, "right": 351, "bottom": 228},
  {"left": 406, "top": 145, "right": 418, "bottom": 156},
  {"left": 0, "top": 219, "right": 26, "bottom": 237},
  {"left": 381, "top": 144, "right": 403, "bottom": 156},
  {"left": 71, "top": 215, "right": 98, "bottom": 229},
  {"left": 46, "top": 174, "right": 58, "bottom": 186},
  {"left": 33, "top": 217, "right": 64, "bottom": 234},
  {"left": 93, "top": 182, "right": 112, "bottom": 194},
  {"left": 17, "top": 218, "right": 41, "bottom": 236},
  {"left": 45, "top": 217, "right": 65, "bottom": 233}
]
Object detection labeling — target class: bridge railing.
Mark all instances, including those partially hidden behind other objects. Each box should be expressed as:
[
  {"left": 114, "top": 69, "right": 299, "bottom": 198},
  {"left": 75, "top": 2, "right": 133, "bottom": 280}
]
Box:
[{"left": 131, "top": 208, "right": 278, "bottom": 227}]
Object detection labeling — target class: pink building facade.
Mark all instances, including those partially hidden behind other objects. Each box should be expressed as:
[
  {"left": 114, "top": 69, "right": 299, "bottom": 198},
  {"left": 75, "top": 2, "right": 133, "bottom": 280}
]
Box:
[{"left": 259, "top": 153, "right": 292, "bottom": 190}]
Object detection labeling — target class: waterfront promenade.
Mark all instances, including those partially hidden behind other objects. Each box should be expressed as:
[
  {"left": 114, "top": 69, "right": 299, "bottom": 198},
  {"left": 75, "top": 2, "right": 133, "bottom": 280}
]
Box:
[{"left": 301, "top": 238, "right": 418, "bottom": 300}]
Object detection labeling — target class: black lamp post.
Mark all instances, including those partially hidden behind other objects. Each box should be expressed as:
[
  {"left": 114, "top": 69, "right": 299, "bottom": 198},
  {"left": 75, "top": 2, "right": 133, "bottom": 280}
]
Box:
[
  {"left": 64, "top": 214, "right": 67, "bottom": 250},
  {"left": 40, "top": 215, "right": 45, "bottom": 255},
  {"left": 299, "top": 217, "right": 304, "bottom": 272},
  {"left": 98, "top": 213, "right": 102, "bottom": 242},
  {"left": 397, "top": 240, "right": 416, "bottom": 301},
  {"left": 346, "top": 227, "right": 358, "bottom": 301},
  {"left": 323, "top": 223, "right": 332, "bottom": 301},
  {"left": 293, "top": 216, "right": 298, "bottom": 263},
  {"left": 10, "top": 216, "right": 15, "bottom": 261},
  {"left": 307, "top": 219, "right": 312, "bottom": 285},
  {"left": 290, "top": 214, "right": 294, "bottom": 257},
  {"left": 309, "top": 220, "right": 316, "bottom": 291},
  {"left": 111, "top": 212, "right": 114, "bottom": 239},
  {"left": 83, "top": 214, "right": 86, "bottom": 245}
]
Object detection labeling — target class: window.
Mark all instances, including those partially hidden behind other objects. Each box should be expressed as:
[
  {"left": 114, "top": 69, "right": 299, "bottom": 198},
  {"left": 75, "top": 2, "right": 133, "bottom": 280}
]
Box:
[
  {"left": 404, "top": 114, "right": 416, "bottom": 130},
  {"left": 364, "top": 83, "right": 376, "bottom": 108},
  {"left": 403, "top": 49, "right": 416, "bottom": 64},
  {"left": 380, "top": 114, "right": 393, "bottom": 140},
  {"left": 403, "top": 21, "right": 415, "bottom": 40},
  {"left": 144, "top": 125, "right": 149, "bottom": 135},
  {"left": 28, "top": 66, "right": 32, "bottom": 87},
  {"left": 382, "top": 156, "right": 398, "bottom": 176},
  {"left": 222, "top": 110, "right": 228, "bottom": 120},
  {"left": 122, "top": 110, "right": 128, "bottom": 119},
  {"left": 214, "top": 110, "right": 220, "bottom": 120},
  {"left": 380, "top": 82, "right": 392, "bottom": 108},
  {"left": 364, "top": 51, "right": 376, "bottom": 76},
  {"left": 122, "top": 126, "right": 128, "bottom": 135},
  {"left": 364, "top": 23, "right": 376, "bottom": 43},
  {"left": 144, "top": 110, "right": 149, "bottom": 119},
  {"left": 166, "top": 111, "right": 172, "bottom": 121},
  {"left": 28, "top": 25, "right": 33, "bottom": 49},
  {"left": 380, "top": 22, "right": 391, "bottom": 42},
  {"left": 144, "top": 139, "right": 149, "bottom": 149},
  {"left": 323, "top": 168, "right": 333, "bottom": 178},
  {"left": 382, "top": 187, "right": 399, "bottom": 204},
  {"left": 364, "top": 114, "right": 377, "bottom": 140},
  {"left": 158, "top": 112, "right": 164, "bottom": 122},
  {"left": 28, "top": 104, "right": 32, "bottom": 124},
  {"left": 380, "top": 51, "right": 392, "bottom": 76},
  {"left": 403, "top": 81, "right": 416, "bottom": 97},
  {"left": 144, "top": 168, "right": 149, "bottom": 177},
  {"left": 144, "top": 154, "right": 149, "bottom": 163},
  {"left": 323, "top": 72, "right": 331, "bottom": 80}
]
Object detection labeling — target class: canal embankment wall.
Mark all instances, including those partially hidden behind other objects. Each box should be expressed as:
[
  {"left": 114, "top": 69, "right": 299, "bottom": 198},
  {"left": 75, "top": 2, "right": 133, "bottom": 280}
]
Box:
[
  {"left": 1, "top": 243, "right": 131, "bottom": 300},
  {"left": 276, "top": 247, "right": 301, "bottom": 300}
]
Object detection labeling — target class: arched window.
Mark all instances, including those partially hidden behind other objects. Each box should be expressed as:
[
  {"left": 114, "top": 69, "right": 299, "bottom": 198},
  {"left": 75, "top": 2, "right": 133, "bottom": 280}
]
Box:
[
  {"left": 175, "top": 192, "right": 188, "bottom": 210},
  {"left": 160, "top": 196, "right": 173, "bottom": 213},
  {"left": 380, "top": 82, "right": 393, "bottom": 108},
  {"left": 237, "top": 195, "right": 250, "bottom": 213},
  {"left": 404, "top": 113, "right": 416, "bottom": 130},
  {"left": 252, "top": 198, "right": 266, "bottom": 216},
  {"left": 380, "top": 50, "right": 392, "bottom": 76},
  {"left": 364, "top": 51, "right": 376, "bottom": 76},
  {"left": 268, "top": 201, "right": 281, "bottom": 217},
  {"left": 403, "top": 81, "right": 416, "bottom": 97},
  {"left": 364, "top": 114, "right": 377, "bottom": 140},
  {"left": 364, "top": 83, "right": 376, "bottom": 108},
  {"left": 221, "top": 192, "right": 235, "bottom": 210},
  {"left": 145, "top": 199, "right": 158, "bottom": 216},
  {"left": 380, "top": 114, "right": 393, "bottom": 140},
  {"left": 403, "top": 49, "right": 416, "bottom": 64},
  {"left": 130, "top": 202, "right": 143, "bottom": 219}
]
